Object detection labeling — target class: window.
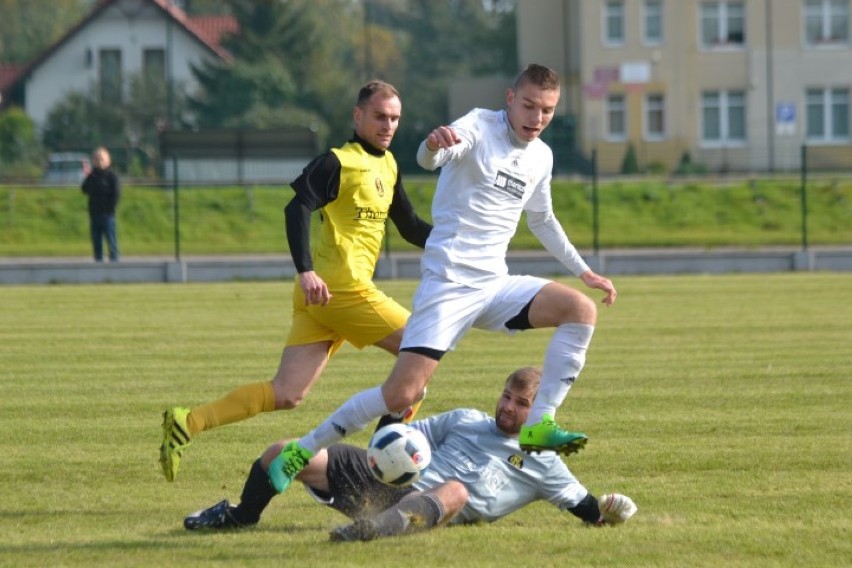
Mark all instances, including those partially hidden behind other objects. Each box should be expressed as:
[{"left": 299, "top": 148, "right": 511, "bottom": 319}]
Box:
[
  {"left": 99, "top": 48, "right": 122, "bottom": 103},
  {"left": 604, "top": 1, "right": 625, "bottom": 45},
  {"left": 701, "top": 90, "right": 746, "bottom": 144},
  {"left": 805, "top": 0, "right": 849, "bottom": 45},
  {"left": 700, "top": 1, "right": 745, "bottom": 47},
  {"left": 645, "top": 94, "right": 666, "bottom": 139},
  {"left": 143, "top": 48, "right": 165, "bottom": 84},
  {"left": 606, "top": 94, "right": 627, "bottom": 140},
  {"left": 806, "top": 88, "right": 850, "bottom": 141},
  {"left": 644, "top": 0, "right": 664, "bottom": 45}
]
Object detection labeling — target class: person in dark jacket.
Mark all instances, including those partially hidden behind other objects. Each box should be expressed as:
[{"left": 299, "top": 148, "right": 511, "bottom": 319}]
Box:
[{"left": 81, "top": 147, "right": 120, "bottom": 262}]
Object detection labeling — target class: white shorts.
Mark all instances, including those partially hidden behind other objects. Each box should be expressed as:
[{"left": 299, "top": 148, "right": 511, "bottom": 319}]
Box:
[{"left": 400, "top": 270, "right": 551, "bottom": 352}]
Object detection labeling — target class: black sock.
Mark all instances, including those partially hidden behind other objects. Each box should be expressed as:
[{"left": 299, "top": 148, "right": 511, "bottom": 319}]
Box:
[
  {"left": 372, "top": 494, "right": 444, "bottom": 537},
  {"left": 568, "top": 493, "right": 602, "bottom": 525},
  {"left": 232, "top": 459, "right": 277, "bottom": 525},
  {"left": 375, "top": 413, "right": 402, "bottom": 431}
]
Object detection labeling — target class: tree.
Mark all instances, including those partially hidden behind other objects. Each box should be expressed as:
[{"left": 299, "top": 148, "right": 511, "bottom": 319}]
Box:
[
  {"left": 0, "top": 106, "right": 41, "bottom": 164},
  {"left": 41, "top": 73, "right": 189, "bottom": 172},
  {"left": 364, "top": 0, "right": 518, "bottom": 171},
  {"left": 0, "top": 0, "right": 88, "bottom": 64},
  {"left": 41, "top": 90, "right": 115, "bottom": 153},
  {"left": 620, "top": 143, "right": 639, "bottom": 174},
  {"left": 188, "top": 0, "right": 360, "bottom": 143},
  {"left": 137, "top": 0, "right": 517, "bottom": 163}
]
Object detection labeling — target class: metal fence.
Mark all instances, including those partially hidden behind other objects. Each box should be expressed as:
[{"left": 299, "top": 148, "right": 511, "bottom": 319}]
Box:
[{"left": 1, "top": 145, "right": 850, "bottom": 261}]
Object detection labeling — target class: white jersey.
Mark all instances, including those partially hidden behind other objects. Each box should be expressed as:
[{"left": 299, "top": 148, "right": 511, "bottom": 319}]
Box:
[
  {"left": 418, "top": 108, "right": 586, "bottom": 288},
  {"left": 409, "top": 409, "right": 588, "bottom": 524}
]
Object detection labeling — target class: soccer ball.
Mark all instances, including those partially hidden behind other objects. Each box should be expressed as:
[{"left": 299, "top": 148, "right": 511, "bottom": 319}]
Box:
[{"left": 367, "top": 424, "right": 432, "bottom": 487}]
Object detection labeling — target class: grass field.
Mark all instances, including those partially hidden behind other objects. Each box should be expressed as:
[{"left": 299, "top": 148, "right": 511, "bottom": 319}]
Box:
[
  {"left": 1, "top": 177, "right": 851, "bottom": 256},
  {"left": 1, "top": 274, "right": 850, "bottom": 567}
]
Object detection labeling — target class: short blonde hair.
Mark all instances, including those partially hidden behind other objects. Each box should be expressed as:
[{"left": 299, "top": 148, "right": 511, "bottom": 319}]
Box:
[
  {"left": 504, "top": 367, "right": 542, "bottom": 394},
  {"left": 356, "top": 80, "right": 400, "bottom": 108}
]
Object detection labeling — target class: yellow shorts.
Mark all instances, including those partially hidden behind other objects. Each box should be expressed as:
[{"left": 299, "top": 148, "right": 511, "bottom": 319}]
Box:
[{"left": 286, "top": 283, "right": 410, "bottom": 352}]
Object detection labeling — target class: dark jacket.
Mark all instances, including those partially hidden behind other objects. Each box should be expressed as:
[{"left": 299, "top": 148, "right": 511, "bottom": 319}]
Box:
[{"left": 81, "top": 168, "right": 121, "bottom": 216}]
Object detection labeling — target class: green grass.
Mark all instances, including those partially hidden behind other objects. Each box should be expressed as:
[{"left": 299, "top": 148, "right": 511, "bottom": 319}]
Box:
[
  {"left": 0, "top": 274, "right": 850, "bottom": 567},
  {"left": 1, "top": 177, "right": 850, "bottom": 256}
]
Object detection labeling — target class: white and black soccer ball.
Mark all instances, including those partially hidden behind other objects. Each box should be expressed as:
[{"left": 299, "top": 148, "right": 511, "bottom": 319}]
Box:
[{"left": 366, "top": 424, "right": 432, "bottom": 487}]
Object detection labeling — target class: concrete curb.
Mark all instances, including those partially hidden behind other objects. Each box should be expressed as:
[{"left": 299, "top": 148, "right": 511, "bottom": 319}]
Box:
[{"left": 2, "top": 247, "right": 850, "bottom": 285}]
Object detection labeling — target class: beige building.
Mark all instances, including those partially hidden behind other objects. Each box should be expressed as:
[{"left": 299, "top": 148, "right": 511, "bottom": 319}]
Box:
[{"left": 514, "top": 0, "right": 852, "bottom": 174}]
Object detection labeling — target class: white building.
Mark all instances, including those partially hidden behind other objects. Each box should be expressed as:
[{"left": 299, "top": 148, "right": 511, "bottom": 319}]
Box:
[{"left": 450, "top": 0, "right": 852, "bottom": 174}]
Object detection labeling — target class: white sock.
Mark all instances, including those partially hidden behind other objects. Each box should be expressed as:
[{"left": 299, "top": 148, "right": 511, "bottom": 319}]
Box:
[
  {"left": 527, "top": 323, "right": 594, "bottom": 426},
  {"left": 299, "top": 386, "right": 389, "bottom": 454}
]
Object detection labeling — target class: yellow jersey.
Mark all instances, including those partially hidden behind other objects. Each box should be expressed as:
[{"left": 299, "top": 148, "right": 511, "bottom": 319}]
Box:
[{"left": 309, "top": 140, "right": 398, "bottom": 290}]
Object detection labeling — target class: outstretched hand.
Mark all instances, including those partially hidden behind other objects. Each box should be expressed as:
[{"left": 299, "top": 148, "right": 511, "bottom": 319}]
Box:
[
  {"left": 580, "top": 271, "right": 617, "bottom": 306},
  {"left": 425, "top": 126, "right": 462, "bottom": 151},
  {"left": 299, "top": 271, "right": 332, "bottom": 306}
]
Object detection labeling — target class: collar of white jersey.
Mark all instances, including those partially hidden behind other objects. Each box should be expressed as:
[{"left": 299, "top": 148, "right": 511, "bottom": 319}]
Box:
[{"left": 502, "top": 110, "right": 530, "bottom": 150}]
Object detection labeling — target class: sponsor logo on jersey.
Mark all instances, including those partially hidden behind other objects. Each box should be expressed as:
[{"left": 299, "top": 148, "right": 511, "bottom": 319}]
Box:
[
  {"left": 508, "top": 453, "right": 525, "bottom": 469},
  {"left": 332, "top": 422, "right": 347, "bottom": 436},
  {"left": 374, "top": 177, "right": 385, "bottom": 197},
  {"left": 493, "top": 170, "right": 526, "bottom": 199},
  {"left": 353, "top": 207, "right": 388, "bottom": 221}
]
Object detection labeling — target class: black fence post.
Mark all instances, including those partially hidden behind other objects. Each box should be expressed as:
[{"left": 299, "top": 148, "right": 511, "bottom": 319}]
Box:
[
  {"left": 172, "top": 155, "right": 181, "bottom": 261},
  {"left": 591, "top": 149, "right": 600, "bottom": 256},
  {"left": 800, "top": 144, "right": 808, "bottom": 252}
]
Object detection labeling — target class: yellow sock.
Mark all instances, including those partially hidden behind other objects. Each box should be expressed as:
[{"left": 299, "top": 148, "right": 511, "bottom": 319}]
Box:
[{"left": 186, "top": 381, "right": 276, "bottom": 435}]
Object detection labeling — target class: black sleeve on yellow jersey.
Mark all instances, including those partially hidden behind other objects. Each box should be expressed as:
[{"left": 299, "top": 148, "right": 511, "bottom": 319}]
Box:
[
  {"left": 290, "top": 152, "right": 341, "bottom": 209},
  {"left": 388, "top": 175, "right": 432, "bottom": 249},
  {"left": 284, "top": 197, "right": 314, "bottom": 273},
  {"left": 285, "top": 152, "right": 342, "bottom": 272}
]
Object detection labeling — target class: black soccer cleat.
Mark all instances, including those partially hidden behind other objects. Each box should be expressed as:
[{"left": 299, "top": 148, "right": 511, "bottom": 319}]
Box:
[{"left": 184, "top": 499, "right": 245, "bottom": 531}]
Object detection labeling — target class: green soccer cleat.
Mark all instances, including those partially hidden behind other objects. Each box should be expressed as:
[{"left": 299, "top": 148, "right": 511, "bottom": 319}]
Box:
[
  {"left": 268, "top": 441, "right": 313, "bottom": 493},
  {"left": 519, "top": 414, "right": 588, "bottom": 455},
  {"left": 160, "top": 406, "right": 191, "bottom": 482}
]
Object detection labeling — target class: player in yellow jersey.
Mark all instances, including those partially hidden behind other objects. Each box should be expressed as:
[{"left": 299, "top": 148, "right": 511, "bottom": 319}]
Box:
[{"left": 159, "top": 81, "right": 432, "bottom": 482}]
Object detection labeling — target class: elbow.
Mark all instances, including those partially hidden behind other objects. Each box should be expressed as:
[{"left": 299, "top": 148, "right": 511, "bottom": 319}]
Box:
[{"left": 415, "top": 159, "right": 432, "bottom": 171}]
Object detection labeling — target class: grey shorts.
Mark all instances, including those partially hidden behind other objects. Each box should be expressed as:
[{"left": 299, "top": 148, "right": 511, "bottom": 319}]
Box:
[{"left": 305, "top": 444, "right": 414, "bottom": 520}]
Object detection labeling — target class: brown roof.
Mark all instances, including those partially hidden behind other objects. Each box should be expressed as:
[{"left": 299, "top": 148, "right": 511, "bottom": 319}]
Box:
[
  {"left": 150, "top": 0, "right": 237, "bottom": 59},
  {"left": 185, "top": 15, "right": 239, "bottom": 51},
  {"left": 0, "top": 64, "right": 25, "bottom": 92}
]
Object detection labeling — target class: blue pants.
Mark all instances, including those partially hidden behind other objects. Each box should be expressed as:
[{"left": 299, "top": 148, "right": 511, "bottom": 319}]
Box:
[{"left": 89, "top": 214, "right": 119, "bottom": 262}]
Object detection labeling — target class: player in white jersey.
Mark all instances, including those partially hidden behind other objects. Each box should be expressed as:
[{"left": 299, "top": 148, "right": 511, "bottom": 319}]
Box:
[
  {"left": 184, "top": 367, "right": 637, "bottom": 540},
  {"left": 269, "top": 63, "right": 618, "bottom": 493}
]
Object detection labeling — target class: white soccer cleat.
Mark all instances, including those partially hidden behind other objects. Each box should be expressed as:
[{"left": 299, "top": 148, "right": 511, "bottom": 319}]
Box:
[{"left": 598, "top": 493, "right": 638, "bottom": 524}]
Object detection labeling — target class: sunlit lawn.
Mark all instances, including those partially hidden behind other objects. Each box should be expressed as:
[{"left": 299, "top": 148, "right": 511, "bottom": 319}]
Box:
[{"left": 0, "top": 273, "right": 849, "bottom": 566}]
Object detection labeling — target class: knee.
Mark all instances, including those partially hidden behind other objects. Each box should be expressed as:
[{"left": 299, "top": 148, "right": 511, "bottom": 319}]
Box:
[
  {"left": 575, "top": 292, "right": 597, "bottom": 323},
  {"left": 534, "top": 284, "right": 598, "bottom": 326},
  {"left": 559, "top": 289, "right": 596, "bottom": 325},
  {"left": 382, "top": 385, "right": 424, "bottom": 413},
  {"left": 439, "top": 480, "right": 469, "bottom": 515},
  {"left": 260, "top": 440, "right": 289, "bottom": 468}
]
